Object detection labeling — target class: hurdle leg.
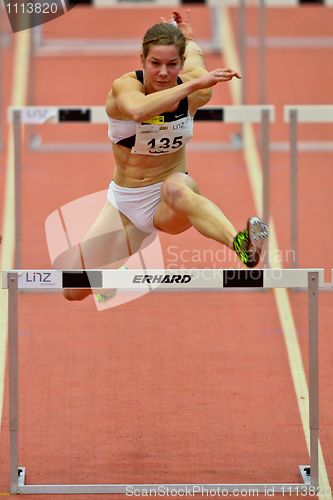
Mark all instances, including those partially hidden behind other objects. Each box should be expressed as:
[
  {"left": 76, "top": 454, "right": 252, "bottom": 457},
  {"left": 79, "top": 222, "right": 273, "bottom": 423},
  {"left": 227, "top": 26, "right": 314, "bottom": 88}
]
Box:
[
  {"left": 8, "top": 272, "right": 19, "bottom": 494},
  {"left": 258, "top": 0, "right": 266, "bottom": 105},
  {"left": 261, "top": 109, "right": 270, "bottom": 268},
  {"left": 27, "top": 29, "right": 38, "bottom": 149},
  {"left": 308, "top": 271, "right": 319, "bottom": 487},
  {"left": 290, "top": 109, "right": 298, "bottom": 268},
  {"left": 238, "top": 0, "right": 247, "bottom": 106},
  {"left": 13, "top": 111, "right": 22, "bottom": 269},
  {"left": 210, "top": 5, "right": 222, "bottom": 54},
  {"left": 0, "top": 12, "right": 3, "bottom": 152}
]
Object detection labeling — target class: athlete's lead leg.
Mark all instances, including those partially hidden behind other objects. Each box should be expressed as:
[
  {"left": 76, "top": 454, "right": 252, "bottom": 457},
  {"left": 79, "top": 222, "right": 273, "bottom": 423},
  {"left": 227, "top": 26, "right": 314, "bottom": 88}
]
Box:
[
  {"left": 157, "top": 173, "right": 237, "bottom": 247},
  {"left": 155, "top": 173, "right": 268, "bottom": 268}
]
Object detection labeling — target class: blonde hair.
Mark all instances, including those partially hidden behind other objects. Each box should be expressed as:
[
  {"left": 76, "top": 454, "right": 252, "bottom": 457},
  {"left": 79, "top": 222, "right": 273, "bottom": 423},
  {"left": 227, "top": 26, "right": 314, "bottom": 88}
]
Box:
[{"left": 142, "top": 23, "right": 186, "bottom": 61}]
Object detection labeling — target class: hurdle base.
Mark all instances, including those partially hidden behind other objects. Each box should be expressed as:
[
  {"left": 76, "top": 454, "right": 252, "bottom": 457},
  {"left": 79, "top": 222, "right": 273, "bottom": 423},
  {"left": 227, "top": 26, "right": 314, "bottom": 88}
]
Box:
[{"left": 15, "top": 465, "right": 315, "bottom": 495}]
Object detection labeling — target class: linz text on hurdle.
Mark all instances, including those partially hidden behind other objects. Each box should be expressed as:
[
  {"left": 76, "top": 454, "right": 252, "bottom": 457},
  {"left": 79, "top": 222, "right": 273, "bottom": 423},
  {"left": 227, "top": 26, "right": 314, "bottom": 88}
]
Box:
[
  {"left": 26, "top": 108, "right": 49, "bottom": 120},
  {"left": 25, "top": 272, "right": 52, "bottom": 283}
]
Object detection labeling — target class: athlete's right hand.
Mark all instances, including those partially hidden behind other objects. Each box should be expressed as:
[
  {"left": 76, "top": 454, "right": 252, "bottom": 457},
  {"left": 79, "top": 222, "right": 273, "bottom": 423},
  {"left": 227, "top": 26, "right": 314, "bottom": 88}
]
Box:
[{"left": 172, "top": 10, "right": 195, "bottom": 41}]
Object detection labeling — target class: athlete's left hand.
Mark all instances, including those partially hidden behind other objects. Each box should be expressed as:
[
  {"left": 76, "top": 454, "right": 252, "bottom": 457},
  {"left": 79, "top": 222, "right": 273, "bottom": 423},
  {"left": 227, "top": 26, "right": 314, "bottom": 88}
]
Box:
[{"left": 211, "top": 68, "right": 242, "bottom": 81}]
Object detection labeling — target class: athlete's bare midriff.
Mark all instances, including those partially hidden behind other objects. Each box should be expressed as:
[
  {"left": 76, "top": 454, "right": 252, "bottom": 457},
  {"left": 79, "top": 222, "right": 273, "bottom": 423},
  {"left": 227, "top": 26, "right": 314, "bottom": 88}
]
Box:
[{"left": 112, "top": 143, "right": 187, "bottom": 187}]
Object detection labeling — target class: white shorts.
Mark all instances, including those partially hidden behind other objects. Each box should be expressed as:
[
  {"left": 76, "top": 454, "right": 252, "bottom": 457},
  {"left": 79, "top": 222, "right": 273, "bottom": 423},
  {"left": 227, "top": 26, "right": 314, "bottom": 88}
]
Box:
[{"left": 107, "top": 180, "right": 163, "bottom": 233}]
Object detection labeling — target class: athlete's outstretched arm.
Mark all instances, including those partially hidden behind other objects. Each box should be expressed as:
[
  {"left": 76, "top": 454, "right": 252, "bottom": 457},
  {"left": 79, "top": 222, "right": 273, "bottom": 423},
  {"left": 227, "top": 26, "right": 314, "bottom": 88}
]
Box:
[{"left": 108, "top": 69, "right": 238, "bottom": 123}]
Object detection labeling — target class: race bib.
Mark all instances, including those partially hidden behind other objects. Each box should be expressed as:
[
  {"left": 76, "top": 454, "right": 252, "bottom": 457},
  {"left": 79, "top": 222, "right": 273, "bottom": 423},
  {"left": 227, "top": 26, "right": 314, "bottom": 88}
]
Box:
[{"left": 131, "top": 114, "right": 193, "bottom": 156}]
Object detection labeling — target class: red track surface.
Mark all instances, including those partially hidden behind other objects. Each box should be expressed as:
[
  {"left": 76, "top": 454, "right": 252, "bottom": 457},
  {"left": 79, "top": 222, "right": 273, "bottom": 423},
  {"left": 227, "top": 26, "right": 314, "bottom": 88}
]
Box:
[{"left": 0, "top": 5, "right": 333, "bottom": 500}]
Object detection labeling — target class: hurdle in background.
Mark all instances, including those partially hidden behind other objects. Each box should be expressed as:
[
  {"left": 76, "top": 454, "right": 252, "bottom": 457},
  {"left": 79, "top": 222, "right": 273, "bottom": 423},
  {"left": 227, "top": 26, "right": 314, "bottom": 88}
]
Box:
[
  {"left": 0, "top": 0, "right": 11, "bottom": 151},
  {"left": 28, "top": 0, "right": 222, "bottom": 133},
  {"left": 2, "top": 267, "right": 324, "bottom": 494},
  {"left": 26, "top": 0, "right": 269, "bottom": 148},
  {"left": 27, "top": 0, "right": 223, "bottom": 151},
  {"left": 25, "top": 0, "right": 272, "bottom": 151},
  {"left": 27, "top": 0, "right": 333, "bottom": 130},
  {"left": 284, "top": 105, "right": 333, "bottom": 269},
  {"left": 31, "top": 2, "right": 222, "bottom": 56},
  {"left": 9, "top": 104, "right": 275, "bottom": 269},
  {"left": 0, "top": 26, "right": 3, "bottom": 151}
]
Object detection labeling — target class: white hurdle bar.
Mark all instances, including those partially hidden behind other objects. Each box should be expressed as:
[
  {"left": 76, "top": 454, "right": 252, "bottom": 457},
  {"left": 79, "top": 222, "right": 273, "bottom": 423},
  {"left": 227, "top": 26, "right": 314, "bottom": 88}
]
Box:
[
  {"left": 32, "top": 2, "right": 223, "bottom": 57},
  {"left": 8, "top": 104, "right": 275, "bottom": 125},
  {"left": 9, "top": 105, "right": 275, "bottom": 268},
  {"left": 3, "top": 268, "right": 324, "bottom": 495},
  {"left": 284, "top": 105, "right": 333, "bottom": 269},
  {"left": 0, "top": 0, "right": 8, "bottom": 152}
]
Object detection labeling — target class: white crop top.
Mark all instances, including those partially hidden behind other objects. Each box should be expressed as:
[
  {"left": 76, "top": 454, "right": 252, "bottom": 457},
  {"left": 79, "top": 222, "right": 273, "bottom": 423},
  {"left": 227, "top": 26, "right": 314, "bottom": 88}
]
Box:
[{"left": 108, "top": 70, "right": 194, "bottom": 156}]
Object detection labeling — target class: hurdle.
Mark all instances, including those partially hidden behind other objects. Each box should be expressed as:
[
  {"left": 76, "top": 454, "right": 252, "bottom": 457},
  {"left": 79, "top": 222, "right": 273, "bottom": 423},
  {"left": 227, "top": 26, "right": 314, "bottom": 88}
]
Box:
[
  {"left": 31, "top": 1, "right": 222, "bottom": 57},
  {"left": 2, "top": 267, "right": 324, "bottom": 494},
  {"left": 26, "top": 0, "right": 266, "bottom": 150},
  {"left": 21, "top": 105, "right": 275, "bottom": 155},
  {"left": 26, "top": 0, "right": 223, "bottom": 151},
  {"left": 0, "top": 30, "right": 3, "bottom": 151},
  {"left": 0, "top": 0, "right": 10, "bottom": 151},
  {"left": 284, "top": 105, "right": 333, "bottom": 269},
  {"left": 9, "top": 104, "right": 274, "bottom": 269}
]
